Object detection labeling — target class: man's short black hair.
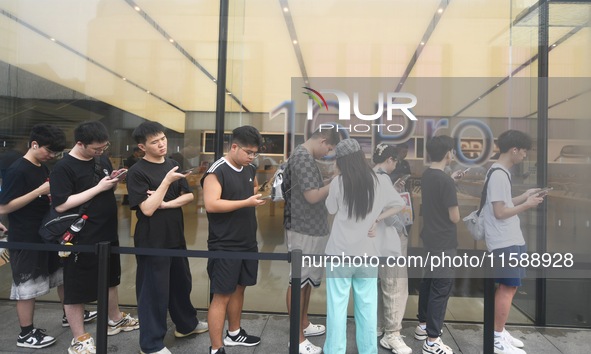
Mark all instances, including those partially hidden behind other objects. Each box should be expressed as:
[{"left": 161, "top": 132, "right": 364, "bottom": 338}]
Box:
[
  {"left": 132, "top": 121, "right": 166, "bottom": 145},
  {"left": 497, "top": 130, "right": 532, "bottom": 153},
  {"left": 426, "top": 135, "right": 454, "bottom": 162},
  {"left": 30, "top": 124, "right": 67, "bottom": 152},
  {"left": 232, "top": 125, "right": 262, "bottom": 148},
  {"left": 74, "top": 121, "right": 109, "bottom": 145},
  {"left": 310, "top": 126, "right": 341, "bottom": 146}
]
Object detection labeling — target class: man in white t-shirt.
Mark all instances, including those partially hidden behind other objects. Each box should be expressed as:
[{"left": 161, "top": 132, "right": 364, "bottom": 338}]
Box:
[{"left": 482, "top": 130, "right": 545, "bottom": 354}]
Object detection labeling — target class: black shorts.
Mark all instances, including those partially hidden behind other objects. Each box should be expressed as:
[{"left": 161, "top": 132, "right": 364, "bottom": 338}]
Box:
[
  {"left": 63, "top": 240, "right": 121, "bottom": 305},
  {"left": 207, "top": 250, "right": 258, "bottom": 294}
]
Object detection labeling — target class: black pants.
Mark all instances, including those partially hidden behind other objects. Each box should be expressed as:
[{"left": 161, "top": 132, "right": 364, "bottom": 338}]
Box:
[
  {"left": 136, "top": 250, "right": 198, "bottom": 353},
  {"left": 417, "top": 249, "right": 456, "bottom": 339}
]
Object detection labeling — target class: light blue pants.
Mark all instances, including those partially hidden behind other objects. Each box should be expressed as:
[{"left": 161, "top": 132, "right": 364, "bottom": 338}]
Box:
[{"left": 324, "top": 265, "right": 378, "bottom": 354}]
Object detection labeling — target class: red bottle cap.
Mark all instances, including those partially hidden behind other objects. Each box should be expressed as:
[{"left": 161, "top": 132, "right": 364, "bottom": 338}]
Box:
[{"left": 81, "top": 215, "right": 89, "bottom": 220}]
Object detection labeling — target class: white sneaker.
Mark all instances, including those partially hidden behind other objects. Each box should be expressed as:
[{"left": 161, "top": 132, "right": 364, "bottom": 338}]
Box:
[
  {"left": 174, "top": 321, "right": 209, "bottom": 337},
  {"left": 415, "top": 325, "right": 443, "bottom": 341},
  {"left": 422, "top": 337, "right": 453, "bottom": 354},
  {"left": 380, "top": 333, "right": 412, "bottom": 354},
  {"left": 303, "top": 322, "right": 326, "bottom": 337},
  {"left": 68, "top": 333, "right": 96, "bottom": 354},
  {"left": 140, "top": 348, "right": 172, "bottom": 354},
  {"left": 107, "top": 312, "right": 140, "bottom": 336},
  {"left": 502, "top": 328, "right": 524, "bottom": 348},
  {"left": 494, "top": 335, "right": 526, "bottom": 354},
  {"left": 299, "top": 339, "right": 322, "bottom": 354}
]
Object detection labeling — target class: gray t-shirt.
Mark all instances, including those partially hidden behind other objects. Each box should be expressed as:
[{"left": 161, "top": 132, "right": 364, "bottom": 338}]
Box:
[
  {"left": 283, "top": 145, "right": 329, "bottom": 236},
  {"left": 482, "top": 163, "right": 525, "bottom": 251}
]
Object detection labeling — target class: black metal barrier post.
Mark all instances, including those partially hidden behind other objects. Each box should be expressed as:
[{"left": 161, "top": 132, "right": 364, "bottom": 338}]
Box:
[
  {"left": 483, "top": 276, "right": 495, "bottom": 354},
  {"left": 289, "top": 249, "right": 302, "bottom": 354},
  {"left": 96, "top": 241, "right": 111, "bottom": 354}
]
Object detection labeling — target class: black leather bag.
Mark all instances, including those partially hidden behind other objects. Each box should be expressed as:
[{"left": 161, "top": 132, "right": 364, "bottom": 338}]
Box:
[
  {"left": 39, "top": 210, "right": 81, "bottom": 243},
  {"left": 39, "top": 157, "right": 102, "bottom": 243}
]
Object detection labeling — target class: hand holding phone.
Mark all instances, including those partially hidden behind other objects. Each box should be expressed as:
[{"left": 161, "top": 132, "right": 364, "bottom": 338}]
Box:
[
  {"left": 395, "top": 174, "right": 411, "bottom": 185},
  {"left": 535, "top": 187, "right": 553, "bottom": 197},
  {"left": 110, "top": 169, "right": 128, "bottom": 180},
  {"left": 181, "top": 168, "right": 194, "bottom": 175},
  {"left": 259, "top": 195, "right": 272, "bottom": 200}
]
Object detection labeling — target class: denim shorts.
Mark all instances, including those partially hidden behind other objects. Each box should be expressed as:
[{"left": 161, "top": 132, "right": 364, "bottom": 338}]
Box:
[{"left": 492, "top": 244, "right": 526, "bottom": 287}]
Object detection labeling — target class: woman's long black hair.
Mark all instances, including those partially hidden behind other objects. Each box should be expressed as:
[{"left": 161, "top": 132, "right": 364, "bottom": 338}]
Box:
[{"left": 336, "top": 150, "right": 377, "bottom": 221}]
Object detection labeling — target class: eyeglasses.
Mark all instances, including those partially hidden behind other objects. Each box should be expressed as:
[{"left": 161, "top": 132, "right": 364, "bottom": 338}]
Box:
[
  {"left": 238, "top": 145, "right": 259, "bottom": 158},
  {"left": 42, "top": 146, "right": 62, "bottom": 157},
  {"left": 86, "top": 141, "right": 111, "bottom": 153}
]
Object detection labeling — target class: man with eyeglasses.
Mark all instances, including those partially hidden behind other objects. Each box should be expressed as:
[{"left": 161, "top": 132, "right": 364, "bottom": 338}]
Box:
[
  {"left": 50, "top": 121, "right": 139, "bottom": 354},
  {"left": 201, "top": 125, "right": 267, "bottom": 354},
  {"left": 0, "top": 124, "right": 66, "bottom": 349}
]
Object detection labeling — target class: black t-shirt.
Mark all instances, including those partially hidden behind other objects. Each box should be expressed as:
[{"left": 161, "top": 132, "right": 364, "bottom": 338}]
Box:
[
  {"left": 127, "top": 158, "right": 190, "bottom": 249},
  {"left": 50, "top": 154, "right": 118, "bottom": 244},
  {"left": 200, "top": 157, "right": 257, "bottom": 251},
  {"left": 420, "top": 168, "right": 458, "bottom": 251},
  {"left": 0, "top": 158, "right": 50, "bottom": 243}
]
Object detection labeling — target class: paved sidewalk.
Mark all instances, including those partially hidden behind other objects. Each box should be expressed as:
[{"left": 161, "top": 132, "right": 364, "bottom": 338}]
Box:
[{"left": 0, "top": 301, "right": 588, "bottom": 353}]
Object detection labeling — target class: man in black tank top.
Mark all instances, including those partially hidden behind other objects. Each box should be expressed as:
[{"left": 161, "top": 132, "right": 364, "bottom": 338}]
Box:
[{"left": 201, "top": 126, "right": 266, "bottom": 354}]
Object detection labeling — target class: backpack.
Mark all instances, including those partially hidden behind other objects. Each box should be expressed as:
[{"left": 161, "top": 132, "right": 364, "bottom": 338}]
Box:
[{"left": 463, "top": 167, "right": 511, "bottom": 241}]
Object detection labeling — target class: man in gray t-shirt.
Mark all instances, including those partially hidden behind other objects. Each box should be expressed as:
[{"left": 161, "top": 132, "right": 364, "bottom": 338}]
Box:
[
  {"left": 483, "top": 130, "right": 545, "bottom": 354},
  {"left": 283, "top": 127, "right": 339, "bottom": 354}
]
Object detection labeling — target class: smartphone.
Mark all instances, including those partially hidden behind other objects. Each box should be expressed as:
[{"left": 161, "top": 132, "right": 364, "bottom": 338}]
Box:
[
  {"left": 395, "top": 174, "right": 411, "bottom": 184},
  {"left": 535, "top": 187, "right": 553, "bottom": 197},
  {"left": 110, "top": 169, "right": 128, "bottom": 179},
  {"left": 181, "top": 168, "right": 194, "bottom": 174},
  {"left": 259, "top": 195, "right": 272, "bottom": 200}
]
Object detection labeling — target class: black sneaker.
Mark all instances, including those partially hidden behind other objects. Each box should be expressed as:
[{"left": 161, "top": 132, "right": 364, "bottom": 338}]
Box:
[
  {"left": 17, "top": 328, "right": 56, "bottom": 348},
  {"left": 62, "top": 310, "right": 98, "bottom": 327},
  {"left": 223, "top": 328, "right": 261, "bottom": 347},
  {"left": 209, "top": 346, "right": 226, "bottom": 354}
]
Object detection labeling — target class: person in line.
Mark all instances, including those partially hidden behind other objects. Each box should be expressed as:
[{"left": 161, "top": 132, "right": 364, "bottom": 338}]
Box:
[
  {"left": 389, "top": 141, "right": 414, "bottom": 234},
  {"left": 324, "top": 139, "right": 404, "bottom": 354},
  {"left": 372, "top": 143, "right": 412, "bottom": 354},
  {"left": 416, "top": 135, "right": 464, "bottom": 354},
  {"left": 122, "top": 147, "right": 144, "bottom": 205},
  {"left": 125, "top": 147, "right": 144, "bottom": 170},
  {"left": 127, "top": 121, "right": 208, "bottom": 354},
  {"left": 201, "top": 126, "right": 266, "bottom": 354},
  {"left": 50, "top": 121, "right": 139, "bottom": 354},
  {"left": 483, "top": 130, "right": 544, "bottom": 354},
  {"left": 283, "top": 127, "right": 340, "bottom": 354},
  {"left": 0, "top": 124, "right": 68, "bottom": 349}
]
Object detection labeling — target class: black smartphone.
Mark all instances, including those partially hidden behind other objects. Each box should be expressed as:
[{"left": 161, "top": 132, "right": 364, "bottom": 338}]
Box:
[
  {"left": 110, "top": 169, "right": 128, "bottom": 179},
  {"left": 181, "top": 168, "right": 194, "bottom": 174}
]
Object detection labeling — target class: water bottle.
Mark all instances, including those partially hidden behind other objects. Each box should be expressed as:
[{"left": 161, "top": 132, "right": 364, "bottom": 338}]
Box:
[{"left": 58, "top": 215, "right": 88, "bottom": 258}]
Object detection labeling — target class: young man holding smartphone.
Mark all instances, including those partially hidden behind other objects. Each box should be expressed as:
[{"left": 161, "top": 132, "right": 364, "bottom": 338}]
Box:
[
  {"left": 0, "top": 124, "right": 67, "bottom": 349},
  {"left": 127, "top": 121, "right": 207, "bottom": 354},
  {"left": 482, "top": 130, "right": 544, "bottom": 354},
  {"left": 50, "top": 121, "right": 139, "bottom": 354},
  {"left": 201, "top": 125, "right": 266, "bottom": 354}
]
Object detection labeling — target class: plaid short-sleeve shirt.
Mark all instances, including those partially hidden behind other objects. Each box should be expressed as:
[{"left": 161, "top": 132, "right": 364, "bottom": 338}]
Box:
[{"left": 283, "top": 145, "right": 329, "bottom": 236}]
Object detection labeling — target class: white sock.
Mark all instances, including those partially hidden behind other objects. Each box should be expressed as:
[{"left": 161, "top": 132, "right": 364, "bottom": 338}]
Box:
[
  {"left": 211, "top": 348, "right": 219, "bottom": 354},
  {"left": 419, "top": 324, "right": 427, "bottom": 330},
  {"left": 228, "top": 328, "right": 240, "bottom": 337},
  {"left": 494, "top": 331, "right": 503, "bottom": 337},
  {"left": 427, "top": 340, "right": 436, "bottom": 346}
]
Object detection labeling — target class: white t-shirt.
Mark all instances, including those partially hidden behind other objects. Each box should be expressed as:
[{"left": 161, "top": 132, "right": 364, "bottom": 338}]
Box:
[
  {"left": 482, "top": 163, "right": 525, "bottom": 251},
  {"left": 325, "top": 174, "right": 405, "bottom": 257}
]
